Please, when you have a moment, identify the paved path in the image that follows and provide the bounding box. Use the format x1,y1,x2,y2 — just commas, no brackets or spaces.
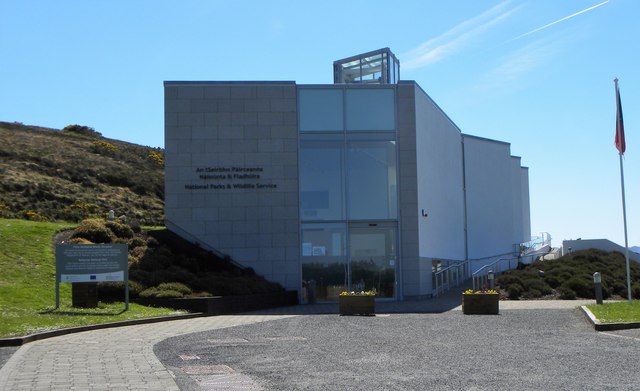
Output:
0,299,633,390
0,315,293,390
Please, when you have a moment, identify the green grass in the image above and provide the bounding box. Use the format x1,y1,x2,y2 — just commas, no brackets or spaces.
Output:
0,219,183,338
586,300,640,323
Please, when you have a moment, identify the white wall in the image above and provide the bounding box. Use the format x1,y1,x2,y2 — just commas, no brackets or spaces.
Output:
414,87,466,261
511,156,524,245
521,167,531,241
463,135,515,260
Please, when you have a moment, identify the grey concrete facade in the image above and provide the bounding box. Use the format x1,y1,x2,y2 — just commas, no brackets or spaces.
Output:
164,78,531,300
164,82,300,290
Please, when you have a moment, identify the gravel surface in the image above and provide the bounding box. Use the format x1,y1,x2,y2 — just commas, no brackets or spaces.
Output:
0,347,18,371
154,309,640,390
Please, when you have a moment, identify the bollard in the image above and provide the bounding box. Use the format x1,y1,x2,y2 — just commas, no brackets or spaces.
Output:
307,280,316,304
593,272,603,305
487,270,495,290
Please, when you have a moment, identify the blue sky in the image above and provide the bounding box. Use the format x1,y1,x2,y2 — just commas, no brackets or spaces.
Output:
1,0,638,248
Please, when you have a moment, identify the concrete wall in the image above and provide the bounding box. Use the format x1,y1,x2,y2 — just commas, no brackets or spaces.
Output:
462,135,516,260
397,83,421,297
164,82,300,291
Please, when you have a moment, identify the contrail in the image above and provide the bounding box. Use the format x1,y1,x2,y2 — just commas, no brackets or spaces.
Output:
507,0,609,43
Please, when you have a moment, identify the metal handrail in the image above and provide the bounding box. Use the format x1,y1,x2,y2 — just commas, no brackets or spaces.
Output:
471,256,518,291
433,259,470,297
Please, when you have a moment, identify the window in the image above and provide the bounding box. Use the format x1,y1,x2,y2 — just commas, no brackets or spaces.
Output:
345,89,395,131
298,89,343,132
347,136,398,220
299,136,345,221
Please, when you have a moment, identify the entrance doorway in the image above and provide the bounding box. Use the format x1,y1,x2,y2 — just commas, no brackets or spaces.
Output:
349,223,396,299
301,223,397,301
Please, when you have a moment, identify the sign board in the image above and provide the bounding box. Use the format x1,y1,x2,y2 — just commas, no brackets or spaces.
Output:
55,244,129,309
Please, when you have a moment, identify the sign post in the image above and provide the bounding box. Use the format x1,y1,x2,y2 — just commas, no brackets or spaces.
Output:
55,244,129,310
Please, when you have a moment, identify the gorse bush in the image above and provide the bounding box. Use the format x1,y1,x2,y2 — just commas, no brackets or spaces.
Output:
104,220,134,239
62,124,102,138
71,219,114,243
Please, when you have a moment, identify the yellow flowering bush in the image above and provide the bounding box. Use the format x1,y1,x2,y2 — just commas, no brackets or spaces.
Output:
464,289,497,294
340,289,377,296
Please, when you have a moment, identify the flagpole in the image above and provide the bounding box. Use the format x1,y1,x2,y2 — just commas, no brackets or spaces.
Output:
614,78,632,301
618,150,631,301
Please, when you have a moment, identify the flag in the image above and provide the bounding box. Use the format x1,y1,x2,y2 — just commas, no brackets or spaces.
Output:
615,79,626,154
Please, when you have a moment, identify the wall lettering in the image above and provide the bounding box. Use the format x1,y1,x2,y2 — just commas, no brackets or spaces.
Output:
186,166,277,191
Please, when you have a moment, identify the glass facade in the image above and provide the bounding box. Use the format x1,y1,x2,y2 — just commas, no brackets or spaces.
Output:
298,86,399,301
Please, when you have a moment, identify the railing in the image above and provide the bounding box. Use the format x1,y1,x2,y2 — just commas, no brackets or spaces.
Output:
472,256,519,291
518,232,552,255
433,259,471,297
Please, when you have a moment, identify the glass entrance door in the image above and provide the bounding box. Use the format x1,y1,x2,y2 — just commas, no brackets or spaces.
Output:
348,224,397,299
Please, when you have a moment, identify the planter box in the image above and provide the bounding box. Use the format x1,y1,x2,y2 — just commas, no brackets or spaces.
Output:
339,295,375,316
462,293,499,315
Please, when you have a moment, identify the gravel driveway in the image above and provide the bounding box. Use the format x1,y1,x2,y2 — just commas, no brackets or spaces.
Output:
155,308,640,390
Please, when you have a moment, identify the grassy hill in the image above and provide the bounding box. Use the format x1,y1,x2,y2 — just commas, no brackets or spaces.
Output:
496,249,640,300
0,122,164,225
0,219,182,337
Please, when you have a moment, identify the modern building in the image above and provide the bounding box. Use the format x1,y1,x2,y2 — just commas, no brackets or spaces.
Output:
164,48,531,301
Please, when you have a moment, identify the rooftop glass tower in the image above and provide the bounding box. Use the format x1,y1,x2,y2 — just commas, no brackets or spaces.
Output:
333,48,400,85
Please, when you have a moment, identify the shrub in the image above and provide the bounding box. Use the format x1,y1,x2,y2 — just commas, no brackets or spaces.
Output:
507,283,524,299
523,278,552,296
139,287,160,298
157,282,192,296
62,124,102,137
496,273,523,288
67,237,93,244
147,151,164,166
543,275,563,289
105,220,134,239
91,140,118,154
522,289,542,299
146,236,160,248
128,219,142,233
139,287,184,299
557,286,576,300
71,218,114,243
561,276,593,299
97,280,145,301
155,290,184,299
129,237,146,249
23,210,49,221
632,283,640,300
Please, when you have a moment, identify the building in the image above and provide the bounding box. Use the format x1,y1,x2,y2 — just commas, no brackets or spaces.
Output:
164,48,531,301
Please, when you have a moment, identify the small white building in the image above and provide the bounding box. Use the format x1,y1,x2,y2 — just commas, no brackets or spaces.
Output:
164,48,531,301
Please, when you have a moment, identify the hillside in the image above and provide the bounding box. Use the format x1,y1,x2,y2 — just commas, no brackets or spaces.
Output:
496,249,640,300
0,122,164,225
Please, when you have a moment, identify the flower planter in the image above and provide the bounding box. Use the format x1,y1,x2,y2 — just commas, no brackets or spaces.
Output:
339,295,375,316
462,293,499,315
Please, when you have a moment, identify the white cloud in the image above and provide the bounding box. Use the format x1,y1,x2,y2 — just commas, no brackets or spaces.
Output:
507,0,609,43
475,39,557,95
402,0,518,70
